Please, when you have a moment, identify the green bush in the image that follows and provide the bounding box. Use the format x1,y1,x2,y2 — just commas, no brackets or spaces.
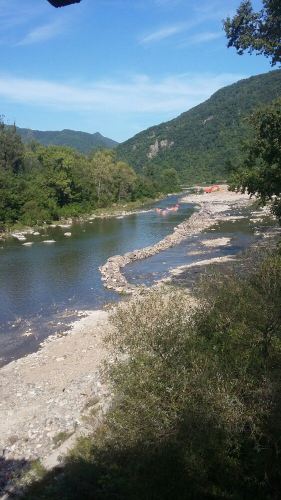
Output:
23,250,281,499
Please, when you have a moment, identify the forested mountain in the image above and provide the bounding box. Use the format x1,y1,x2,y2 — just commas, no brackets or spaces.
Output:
14,127,118,153
117,70,281,183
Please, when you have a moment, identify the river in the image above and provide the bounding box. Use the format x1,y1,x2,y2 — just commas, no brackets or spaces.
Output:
0,195,194,364
0,194,274,366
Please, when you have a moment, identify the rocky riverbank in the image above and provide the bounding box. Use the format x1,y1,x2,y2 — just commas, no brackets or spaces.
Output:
0,310,113,495
0,198,161,243
100,186,252,294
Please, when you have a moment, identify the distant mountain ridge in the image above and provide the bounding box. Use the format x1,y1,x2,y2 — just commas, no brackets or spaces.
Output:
15,127,118,153
117,70,281,183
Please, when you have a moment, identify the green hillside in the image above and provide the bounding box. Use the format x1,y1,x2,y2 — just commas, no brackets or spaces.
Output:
15,127,118,153
117,70,281,183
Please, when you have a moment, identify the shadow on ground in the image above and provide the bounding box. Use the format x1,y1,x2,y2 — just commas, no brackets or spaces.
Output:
0,456,30,496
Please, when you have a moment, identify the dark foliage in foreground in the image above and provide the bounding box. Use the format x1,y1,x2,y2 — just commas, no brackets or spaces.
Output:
23,248,281,499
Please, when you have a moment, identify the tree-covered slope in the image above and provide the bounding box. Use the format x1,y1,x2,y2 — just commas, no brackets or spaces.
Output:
15,127,118,153
0,122,179,228
117,70,281,183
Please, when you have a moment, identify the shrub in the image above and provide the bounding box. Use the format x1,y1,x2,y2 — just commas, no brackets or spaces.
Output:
23,250,281,499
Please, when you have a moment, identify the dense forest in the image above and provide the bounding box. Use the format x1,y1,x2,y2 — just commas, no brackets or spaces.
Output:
0,122,179,229
117,69,281,183
14,127,118,154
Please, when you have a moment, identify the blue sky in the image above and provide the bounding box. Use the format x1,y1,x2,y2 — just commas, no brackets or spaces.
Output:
0,0,271,142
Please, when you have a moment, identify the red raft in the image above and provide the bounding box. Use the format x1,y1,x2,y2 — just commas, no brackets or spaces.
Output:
204,185,220,194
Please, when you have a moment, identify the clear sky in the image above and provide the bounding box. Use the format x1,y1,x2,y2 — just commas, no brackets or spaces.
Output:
0,0,271,142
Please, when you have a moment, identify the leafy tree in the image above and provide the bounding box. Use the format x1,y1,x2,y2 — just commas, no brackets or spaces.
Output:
160,167,179,193
224,2,281,219
133,175,156,200
230,97,281,219
89,150,119,206
113,161,137,202
224,0,281,66
0,119,24,173
0,169,21,225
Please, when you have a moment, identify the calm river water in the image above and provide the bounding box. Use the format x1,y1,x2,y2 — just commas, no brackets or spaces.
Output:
0,194,272,366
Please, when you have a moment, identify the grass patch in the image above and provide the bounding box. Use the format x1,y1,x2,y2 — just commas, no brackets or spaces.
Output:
52,431,74,449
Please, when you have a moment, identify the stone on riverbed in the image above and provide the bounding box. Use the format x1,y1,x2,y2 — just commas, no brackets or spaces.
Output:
11,233,27,242
201,237,231,248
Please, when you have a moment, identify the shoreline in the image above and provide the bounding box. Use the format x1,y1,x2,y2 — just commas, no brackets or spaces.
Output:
100,186,253,295
0,195,167,242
